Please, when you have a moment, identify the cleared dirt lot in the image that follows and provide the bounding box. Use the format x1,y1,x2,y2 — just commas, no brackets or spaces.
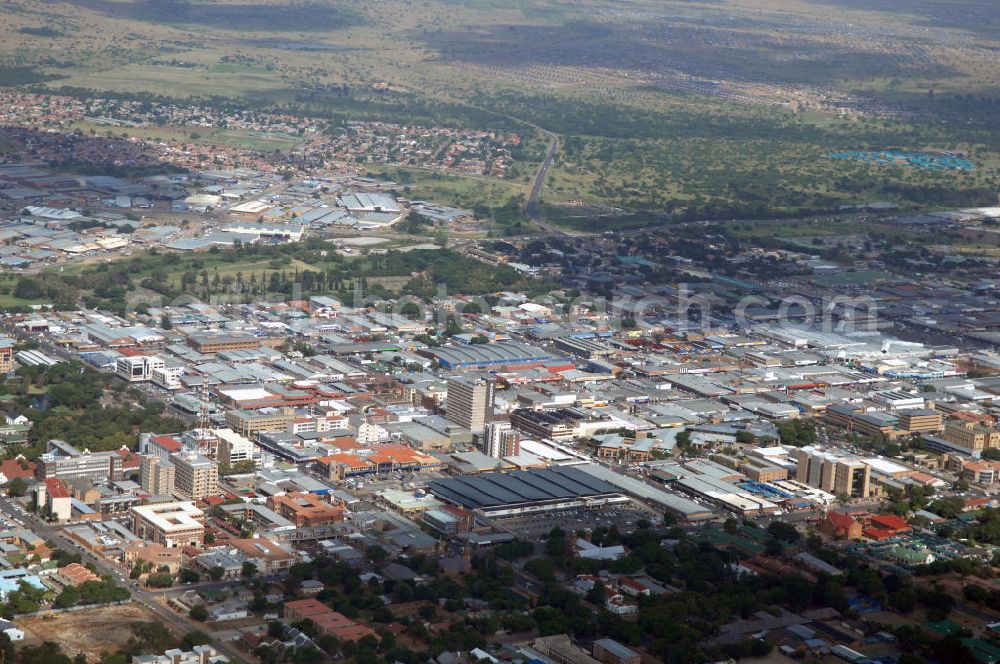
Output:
19,603,174,660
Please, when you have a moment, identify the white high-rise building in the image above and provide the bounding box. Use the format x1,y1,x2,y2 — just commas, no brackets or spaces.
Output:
483,421,520,458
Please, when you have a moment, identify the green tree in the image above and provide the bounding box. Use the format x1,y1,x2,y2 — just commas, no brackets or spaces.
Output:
767,521,800,543
586,581,607,606
365,545,388,563
5,477,27,497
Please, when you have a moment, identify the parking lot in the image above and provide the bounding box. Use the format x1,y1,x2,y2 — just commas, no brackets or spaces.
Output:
493,502,658,538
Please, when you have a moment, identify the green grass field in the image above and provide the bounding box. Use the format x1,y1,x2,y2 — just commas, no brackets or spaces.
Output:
367,167,529,210
70,120,304,152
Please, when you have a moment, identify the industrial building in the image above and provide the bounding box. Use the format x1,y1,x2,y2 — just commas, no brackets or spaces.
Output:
427,466,629,518
577,462,715,522
422,342,556,370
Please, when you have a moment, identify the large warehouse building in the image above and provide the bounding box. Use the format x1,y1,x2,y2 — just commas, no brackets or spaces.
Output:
421,342,558,371
427,466,629,518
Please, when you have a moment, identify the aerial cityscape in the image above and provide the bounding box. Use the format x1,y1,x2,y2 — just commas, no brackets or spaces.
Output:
0,0,997,663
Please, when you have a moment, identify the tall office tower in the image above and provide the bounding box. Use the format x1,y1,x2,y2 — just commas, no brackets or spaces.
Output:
446,376,495,434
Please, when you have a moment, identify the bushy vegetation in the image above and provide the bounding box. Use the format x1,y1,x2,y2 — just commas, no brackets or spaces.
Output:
8,242,546,314
2,362,186,458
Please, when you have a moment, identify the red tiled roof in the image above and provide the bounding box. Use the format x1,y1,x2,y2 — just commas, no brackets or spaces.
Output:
284,598,329,617
369,444,436,465
909,472,939,485
150,435,183,452
58,562,99,586
44,478,70,499
317,453,373,470
870,514,910,531
826,512,856,529
619,577,647,591
0,459,36,480
117,449,141,468
329,623,374,642
862,528,896,541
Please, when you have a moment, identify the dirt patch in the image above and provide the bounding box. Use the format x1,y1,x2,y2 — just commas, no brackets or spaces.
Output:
862,610,918,627
19,603,175,660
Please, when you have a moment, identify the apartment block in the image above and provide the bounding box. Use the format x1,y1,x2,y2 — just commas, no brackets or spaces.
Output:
792,446,872,499
38,439,124,482
0,337,14,374
187,332,260,354
139,455,175,497
171,452,219,501
942,420,1000,452
823,404,899,440
42,478,72,522
213,428,262,468
896,408,943,434
226,408,294,438
739,456,788,483
483,420,520,459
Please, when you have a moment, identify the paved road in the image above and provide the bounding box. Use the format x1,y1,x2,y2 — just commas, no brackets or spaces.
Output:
525,135,561,236
0,498,250,662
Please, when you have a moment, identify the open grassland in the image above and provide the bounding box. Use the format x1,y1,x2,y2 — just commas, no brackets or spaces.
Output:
366,166,530,210
0,0,996,225
54,63,291,100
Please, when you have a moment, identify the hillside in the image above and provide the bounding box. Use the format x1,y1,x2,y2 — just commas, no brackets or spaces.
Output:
1,0,997,222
